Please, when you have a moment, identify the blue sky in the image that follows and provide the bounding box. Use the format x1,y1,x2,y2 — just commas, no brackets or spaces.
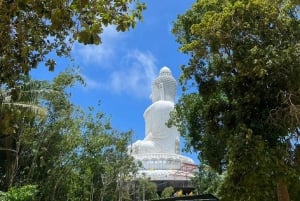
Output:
31,0,198,162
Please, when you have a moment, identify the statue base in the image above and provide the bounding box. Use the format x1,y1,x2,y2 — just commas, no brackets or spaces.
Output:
132,153,196,181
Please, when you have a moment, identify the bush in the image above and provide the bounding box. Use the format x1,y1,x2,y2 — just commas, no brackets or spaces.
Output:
0,185,37,201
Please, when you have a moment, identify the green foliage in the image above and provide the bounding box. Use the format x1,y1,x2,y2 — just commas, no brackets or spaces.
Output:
0,185,37,201
192,164,222,196
161,186,174,198
0,69,139,201
0,75,53,190
30,73,138,201
172,0,300,200
0,0,146,87
135,178,159,201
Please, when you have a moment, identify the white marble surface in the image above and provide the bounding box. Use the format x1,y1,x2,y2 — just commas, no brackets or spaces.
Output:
130,67,180,154
129,67,195,180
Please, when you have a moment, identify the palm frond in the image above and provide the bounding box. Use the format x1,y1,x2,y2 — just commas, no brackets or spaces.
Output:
2,102,47,118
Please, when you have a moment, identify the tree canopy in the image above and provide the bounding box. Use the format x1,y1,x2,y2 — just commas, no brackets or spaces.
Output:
0,1,164,200
171,0,300,200
0,70,140,201
0,0,145,87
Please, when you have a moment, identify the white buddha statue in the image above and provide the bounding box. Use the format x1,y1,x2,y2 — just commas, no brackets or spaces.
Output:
130,67,180,154
129,66,195,181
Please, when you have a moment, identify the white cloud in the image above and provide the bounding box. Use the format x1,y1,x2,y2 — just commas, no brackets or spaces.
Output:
109,50,158,98
75,44,113,66
79,50,158,99
72,25,158,98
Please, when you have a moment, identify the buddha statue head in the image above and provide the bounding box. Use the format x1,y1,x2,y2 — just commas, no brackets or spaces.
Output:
151,67,177,103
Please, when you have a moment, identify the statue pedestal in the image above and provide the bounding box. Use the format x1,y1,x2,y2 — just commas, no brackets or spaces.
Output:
132,153,195,181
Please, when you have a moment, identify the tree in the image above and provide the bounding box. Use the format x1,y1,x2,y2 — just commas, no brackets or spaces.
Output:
0,0,145,87
72,109,138,201
0,1,146,189
0,69,85,193
192,163,222,196
134,178,158,201
0,69,140,201
23,71,138,201
24,70,86,201
171,0,300,201
161,186,174,198
0,1,146,187
0,76,50,190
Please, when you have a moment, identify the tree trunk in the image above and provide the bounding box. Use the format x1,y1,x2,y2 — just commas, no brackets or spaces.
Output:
295,144,300,167
2,135,17,191
277,179,290,201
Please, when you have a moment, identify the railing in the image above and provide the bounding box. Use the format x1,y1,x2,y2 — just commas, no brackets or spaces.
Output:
150,194,219,201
